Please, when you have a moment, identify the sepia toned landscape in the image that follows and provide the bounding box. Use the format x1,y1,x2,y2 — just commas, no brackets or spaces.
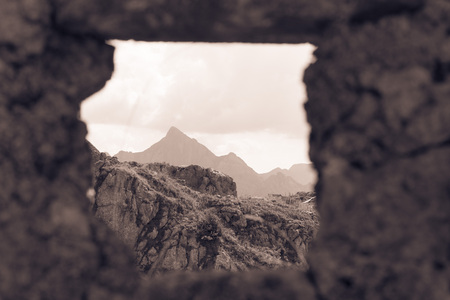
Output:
1,1,450,300
91,141,318,276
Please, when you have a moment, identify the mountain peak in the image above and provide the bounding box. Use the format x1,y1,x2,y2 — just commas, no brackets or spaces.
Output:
166,126,189,139
114,126,313,196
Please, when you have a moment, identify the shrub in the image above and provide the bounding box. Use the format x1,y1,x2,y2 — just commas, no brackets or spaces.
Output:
197,212,222,244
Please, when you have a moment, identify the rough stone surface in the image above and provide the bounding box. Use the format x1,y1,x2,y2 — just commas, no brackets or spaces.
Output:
146,163,237,197
0,2,139,299
50,0,329,43
1,0,450,299
304,2,450,299
138,269,317,300
91,151,317,276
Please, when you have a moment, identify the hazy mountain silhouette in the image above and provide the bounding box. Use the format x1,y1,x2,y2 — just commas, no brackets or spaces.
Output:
261,164,317,190
115,126,217,166
115,126,312,196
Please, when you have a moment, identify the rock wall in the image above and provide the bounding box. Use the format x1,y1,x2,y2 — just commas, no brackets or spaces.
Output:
1,1,449,300
304,2,450,299
0,3,139,299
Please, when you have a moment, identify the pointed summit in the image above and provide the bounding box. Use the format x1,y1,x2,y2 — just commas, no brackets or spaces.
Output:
166,126,189,139
114,127,313,196
116,126,217,171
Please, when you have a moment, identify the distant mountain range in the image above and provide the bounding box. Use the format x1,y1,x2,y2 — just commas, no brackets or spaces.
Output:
115,126,316,196
260,164,317,188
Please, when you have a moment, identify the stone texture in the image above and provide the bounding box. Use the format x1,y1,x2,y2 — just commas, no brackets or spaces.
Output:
0,1,139,299
50,0,330,43
1,0,450,299
91,152,317,276
145,163,237,197
304,2,450,299
138,269,317,300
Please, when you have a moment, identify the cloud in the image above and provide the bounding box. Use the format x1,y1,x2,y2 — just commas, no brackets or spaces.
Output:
190,130,311,173
81,41,316,172
82,41,315,136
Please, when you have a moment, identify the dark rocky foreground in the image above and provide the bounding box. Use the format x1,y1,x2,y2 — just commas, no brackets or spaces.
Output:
90,145,318,276
1,1,450,299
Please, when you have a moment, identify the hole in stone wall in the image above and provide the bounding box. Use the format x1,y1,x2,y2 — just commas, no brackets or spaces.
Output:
80,41,320,274
81,41,317,192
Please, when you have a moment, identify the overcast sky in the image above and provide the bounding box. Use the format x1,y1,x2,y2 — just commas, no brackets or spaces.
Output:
81,41,315,173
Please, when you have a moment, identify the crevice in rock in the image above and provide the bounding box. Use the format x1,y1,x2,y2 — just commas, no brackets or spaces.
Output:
431,59,450,83
349,1,425,25
305,268,327,300
400,137,450,159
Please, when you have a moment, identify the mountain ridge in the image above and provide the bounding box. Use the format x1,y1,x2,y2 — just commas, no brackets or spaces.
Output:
115,127,314,196
261,163,317,189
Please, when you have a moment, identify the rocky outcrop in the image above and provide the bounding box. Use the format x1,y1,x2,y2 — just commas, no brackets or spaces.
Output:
91,151,318,275
145,163,237,197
